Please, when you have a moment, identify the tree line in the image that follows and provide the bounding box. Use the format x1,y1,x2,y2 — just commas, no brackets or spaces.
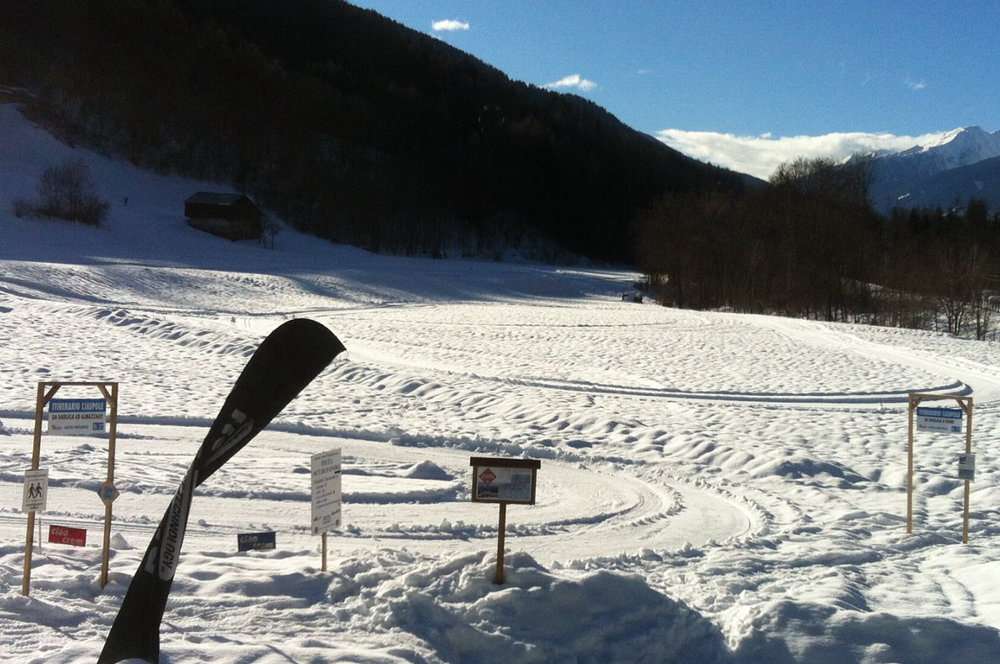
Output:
637,157,1000,339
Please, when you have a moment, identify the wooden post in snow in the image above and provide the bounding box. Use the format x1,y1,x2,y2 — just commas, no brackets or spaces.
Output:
470,457,540,585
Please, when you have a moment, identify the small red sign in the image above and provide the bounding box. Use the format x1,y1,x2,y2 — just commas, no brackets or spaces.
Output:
48,525,87,547
479,468,497,484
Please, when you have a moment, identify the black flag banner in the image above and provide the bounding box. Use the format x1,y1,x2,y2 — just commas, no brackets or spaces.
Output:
98,318,346,663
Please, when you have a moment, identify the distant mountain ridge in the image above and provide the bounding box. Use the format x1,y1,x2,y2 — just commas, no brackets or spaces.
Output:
866,126,1000,214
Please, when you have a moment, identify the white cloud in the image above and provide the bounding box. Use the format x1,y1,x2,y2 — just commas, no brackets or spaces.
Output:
655,129,955,180
432,19,470,31
546,74,598,92
905,76,927,91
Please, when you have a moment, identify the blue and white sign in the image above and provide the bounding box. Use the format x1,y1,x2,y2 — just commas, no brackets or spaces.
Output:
916,406,963,434
48,398,107,435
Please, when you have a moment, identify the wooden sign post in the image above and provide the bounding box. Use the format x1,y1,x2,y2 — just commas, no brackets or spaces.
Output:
22,381,119,596
907,393,974,543
470,457,540,584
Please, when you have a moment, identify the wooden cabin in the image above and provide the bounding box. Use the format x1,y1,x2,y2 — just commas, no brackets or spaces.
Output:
184,192,261,241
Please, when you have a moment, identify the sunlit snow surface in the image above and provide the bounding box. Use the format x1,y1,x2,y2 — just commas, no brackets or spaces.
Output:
2,104,1000,662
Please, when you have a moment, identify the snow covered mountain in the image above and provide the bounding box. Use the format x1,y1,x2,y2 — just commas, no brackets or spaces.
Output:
868,126,1000,213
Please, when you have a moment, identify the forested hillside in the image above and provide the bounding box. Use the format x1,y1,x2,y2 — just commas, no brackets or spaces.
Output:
0,0,746,263
636,157,1000,340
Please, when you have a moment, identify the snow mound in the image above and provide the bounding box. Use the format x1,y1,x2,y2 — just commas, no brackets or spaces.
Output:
403,460,452,481
383,551,730,664
735,599,1000,663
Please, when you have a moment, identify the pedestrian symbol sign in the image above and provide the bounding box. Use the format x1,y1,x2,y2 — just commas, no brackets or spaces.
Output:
22,469,49,513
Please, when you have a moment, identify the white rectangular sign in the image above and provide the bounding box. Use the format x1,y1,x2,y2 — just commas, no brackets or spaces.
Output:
22,469,49,513
48,398,107,435
916,406,963,434
311,449,342,535
958,453,976,481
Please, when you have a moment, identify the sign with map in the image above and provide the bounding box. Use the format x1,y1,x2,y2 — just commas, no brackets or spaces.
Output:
470,457,540,504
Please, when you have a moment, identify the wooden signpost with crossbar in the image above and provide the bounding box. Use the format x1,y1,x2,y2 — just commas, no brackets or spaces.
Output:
22,381,119,596
907,392,974,543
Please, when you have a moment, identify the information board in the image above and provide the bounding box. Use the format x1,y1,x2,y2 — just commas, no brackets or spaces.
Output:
311,449,342,535
48,398,107,435
916,406,963,433
906,393,975,544
470,457,540,504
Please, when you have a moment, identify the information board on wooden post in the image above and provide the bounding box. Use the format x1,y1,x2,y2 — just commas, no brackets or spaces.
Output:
311,449,342,572
470,457,540,584
22,381,119,597
906,393,974,543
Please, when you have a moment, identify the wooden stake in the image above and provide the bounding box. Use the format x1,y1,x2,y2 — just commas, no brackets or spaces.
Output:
22,382,48,596
907,395,916,535
98,382,119,588
322,531,328,572
962,398,974,544
494,502,507,584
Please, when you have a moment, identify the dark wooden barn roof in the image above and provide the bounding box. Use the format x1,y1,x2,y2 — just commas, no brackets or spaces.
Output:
184,192,248,207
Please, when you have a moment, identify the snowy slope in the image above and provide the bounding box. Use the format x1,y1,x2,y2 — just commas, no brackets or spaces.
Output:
2,103,1000,663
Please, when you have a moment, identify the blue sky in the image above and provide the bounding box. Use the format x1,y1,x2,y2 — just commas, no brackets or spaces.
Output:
348,0,999,178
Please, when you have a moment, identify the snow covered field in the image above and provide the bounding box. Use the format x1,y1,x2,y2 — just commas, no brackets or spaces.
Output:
2,103,1000,663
